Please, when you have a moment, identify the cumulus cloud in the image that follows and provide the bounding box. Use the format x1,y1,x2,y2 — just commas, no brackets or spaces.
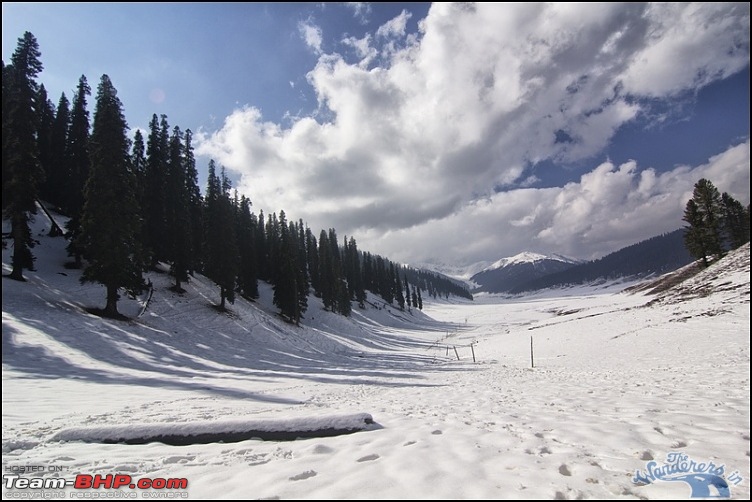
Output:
376,10,412,38
197,3,750,264
345,2,372,25
369,141,750,265
298,19,323,54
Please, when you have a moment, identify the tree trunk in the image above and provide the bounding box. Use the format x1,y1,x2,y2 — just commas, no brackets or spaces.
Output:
104,285,120,317
9,218,27,281
220,287,226,310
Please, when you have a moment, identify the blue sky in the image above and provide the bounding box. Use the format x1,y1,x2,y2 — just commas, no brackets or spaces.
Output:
3,3,750,265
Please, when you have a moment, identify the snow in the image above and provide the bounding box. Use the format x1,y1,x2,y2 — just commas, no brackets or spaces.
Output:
51,413,376,445
482,251,580,272
2,211,750,499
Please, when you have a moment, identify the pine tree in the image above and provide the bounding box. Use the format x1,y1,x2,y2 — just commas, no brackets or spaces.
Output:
203,162,239,309
348,237,366,308
3,32,45,281
76,75,144,317
683,179,724,266
683,200,708,266
131,129,147,202
273,211,301,323
395,270,405,310
296,220,310,316
318,229,335,310
417,287,423,310
1,60,9,191
64,75,92,267
236,195,259,299
255,209,268,281
165,125,192,290
183,129,203,275
35,84,55,206
47,93,70,210
144,114,169,266
720,192,750,250
306,226,319,295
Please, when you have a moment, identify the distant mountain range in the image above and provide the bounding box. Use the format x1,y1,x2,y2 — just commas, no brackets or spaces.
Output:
509,229,693,293
470,252,580,294
418,229,694,296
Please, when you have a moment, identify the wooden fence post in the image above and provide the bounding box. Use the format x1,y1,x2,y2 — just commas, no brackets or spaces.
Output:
530,336,535,368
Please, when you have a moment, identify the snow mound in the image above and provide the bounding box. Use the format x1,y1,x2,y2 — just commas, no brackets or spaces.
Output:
51,413,377,445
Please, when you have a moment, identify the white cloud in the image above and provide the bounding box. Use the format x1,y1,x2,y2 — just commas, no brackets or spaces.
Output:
363,141,750,265
197,3,750,264
345,2,372,25
376,10,412,38
341,33,377,68
298,19,323,55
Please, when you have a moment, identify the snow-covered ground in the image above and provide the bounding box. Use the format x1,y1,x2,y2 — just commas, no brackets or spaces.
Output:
3,212,750,499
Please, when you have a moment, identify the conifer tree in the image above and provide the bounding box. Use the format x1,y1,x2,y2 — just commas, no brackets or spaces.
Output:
255,209,268,281
683,179,724,266
203,162,239,309
165,126,192,290
76,75,144,317
296,220,310,315
131,129,147,202
64,76,91,267
395,270,405,310
348,237,366,308
236,195,259,299
183,129,203,274
144,114,169,266
720,192,750,250
318,229,335,310
3,32,45,281
65,76,91,214
35,84,55,206
273,211,302,323
48,93,70,210
306,226,319,295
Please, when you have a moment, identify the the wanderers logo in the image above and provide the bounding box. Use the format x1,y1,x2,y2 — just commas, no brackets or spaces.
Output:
633,452,744,498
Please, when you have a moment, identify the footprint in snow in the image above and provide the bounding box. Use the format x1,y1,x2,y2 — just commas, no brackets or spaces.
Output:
357,454,380,462
558,464,572,476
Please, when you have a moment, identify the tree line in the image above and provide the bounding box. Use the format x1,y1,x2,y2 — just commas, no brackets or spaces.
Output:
682,178,750,266
2,32,471,321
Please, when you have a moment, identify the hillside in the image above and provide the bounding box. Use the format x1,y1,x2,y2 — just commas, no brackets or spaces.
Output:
470,252,578,293
511,229,693,293
2,215,749,499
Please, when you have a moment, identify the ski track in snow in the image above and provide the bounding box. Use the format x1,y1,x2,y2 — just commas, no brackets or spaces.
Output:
2,212,750,499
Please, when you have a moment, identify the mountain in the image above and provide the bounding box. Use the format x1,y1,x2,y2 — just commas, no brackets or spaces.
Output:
469,252,580,293
511,229,693,293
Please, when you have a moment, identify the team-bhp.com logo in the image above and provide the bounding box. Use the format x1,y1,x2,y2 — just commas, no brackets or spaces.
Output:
633,452,744,498
4,472,188,499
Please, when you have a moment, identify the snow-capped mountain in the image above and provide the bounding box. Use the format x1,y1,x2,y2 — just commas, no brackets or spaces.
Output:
470,252,580,294
481,252,579,272
417,252,580,291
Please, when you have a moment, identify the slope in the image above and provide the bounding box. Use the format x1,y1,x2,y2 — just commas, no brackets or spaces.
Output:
470,252,578,293
511,229,693,293
2,213,749,500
